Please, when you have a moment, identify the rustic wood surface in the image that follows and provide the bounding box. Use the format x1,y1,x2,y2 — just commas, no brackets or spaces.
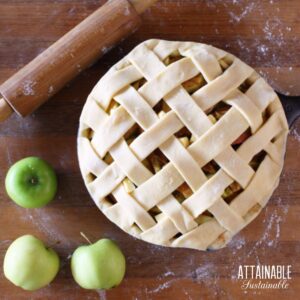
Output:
0,0,299,299
0,0,141,118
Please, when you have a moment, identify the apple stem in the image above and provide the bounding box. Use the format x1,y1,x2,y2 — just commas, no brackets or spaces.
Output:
80,232,92,245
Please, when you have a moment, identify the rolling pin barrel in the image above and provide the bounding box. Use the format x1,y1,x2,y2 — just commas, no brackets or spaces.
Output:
0,0,145,119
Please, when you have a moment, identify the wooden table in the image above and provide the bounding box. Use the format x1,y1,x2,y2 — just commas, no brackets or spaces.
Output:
0,1,299,299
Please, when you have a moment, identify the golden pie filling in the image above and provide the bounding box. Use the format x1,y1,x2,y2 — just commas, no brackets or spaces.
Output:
78,40,288,250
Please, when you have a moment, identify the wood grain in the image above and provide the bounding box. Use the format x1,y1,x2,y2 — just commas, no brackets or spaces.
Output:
0,1,299,299
0,0,141,118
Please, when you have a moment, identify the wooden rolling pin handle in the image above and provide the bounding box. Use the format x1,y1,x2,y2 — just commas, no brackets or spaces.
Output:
0,0,156,122
0,98,13,122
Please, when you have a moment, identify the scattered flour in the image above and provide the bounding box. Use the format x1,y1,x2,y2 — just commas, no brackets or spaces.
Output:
193,262,216,280
228,235,246,254
20,207,72,247
225,196,289,281
101,46,114,55
290,126,300,143
22,80,37,96
48,85,54,95
76,64,82,73
246,197,289,258
146,261,220,296
147,280,175,294
161,270,175,277
257,44,269,56
228,1,256,23
201,0,296,88
263,18,286,47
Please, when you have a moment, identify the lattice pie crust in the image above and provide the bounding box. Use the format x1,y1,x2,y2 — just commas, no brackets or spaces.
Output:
78,40,288,250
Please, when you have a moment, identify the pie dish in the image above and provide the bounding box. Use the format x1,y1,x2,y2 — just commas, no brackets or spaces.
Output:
77,39,288,250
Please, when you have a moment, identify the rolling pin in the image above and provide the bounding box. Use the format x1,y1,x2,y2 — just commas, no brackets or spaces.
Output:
0,0,158,122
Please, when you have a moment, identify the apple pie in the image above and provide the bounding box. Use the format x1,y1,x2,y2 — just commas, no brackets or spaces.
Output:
78,39,288,250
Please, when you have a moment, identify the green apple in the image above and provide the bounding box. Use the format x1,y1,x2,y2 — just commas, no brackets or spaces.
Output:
5,157,57,208
3,235,60,291
71,238,126,290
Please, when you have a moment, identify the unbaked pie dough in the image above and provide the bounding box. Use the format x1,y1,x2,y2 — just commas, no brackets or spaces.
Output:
78,39,288,250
